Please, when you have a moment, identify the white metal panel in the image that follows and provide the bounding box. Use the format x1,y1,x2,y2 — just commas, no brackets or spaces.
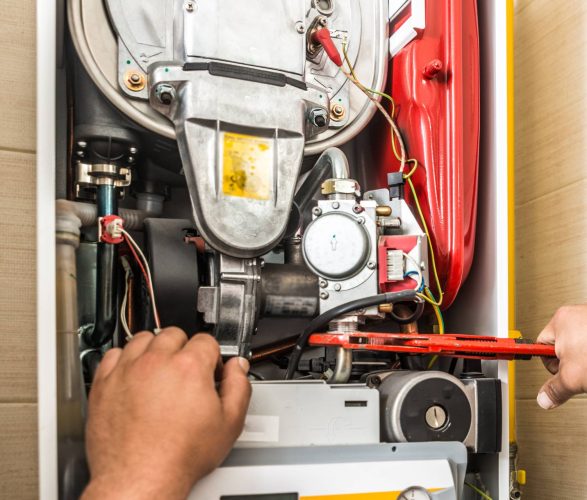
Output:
37,0,58,497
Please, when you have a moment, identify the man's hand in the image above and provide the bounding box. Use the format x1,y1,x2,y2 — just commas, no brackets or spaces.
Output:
82,328,252,500
537,305,587,409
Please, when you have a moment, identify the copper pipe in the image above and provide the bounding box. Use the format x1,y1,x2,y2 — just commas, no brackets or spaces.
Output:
394,303,419,334
252,335,299,362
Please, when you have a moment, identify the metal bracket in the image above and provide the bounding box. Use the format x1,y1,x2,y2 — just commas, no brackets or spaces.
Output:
75,163,131,188
198,254,261,357
388,0,426,57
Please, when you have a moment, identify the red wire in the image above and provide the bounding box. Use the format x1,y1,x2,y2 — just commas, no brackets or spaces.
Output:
124,234,149,286
123,234,160,328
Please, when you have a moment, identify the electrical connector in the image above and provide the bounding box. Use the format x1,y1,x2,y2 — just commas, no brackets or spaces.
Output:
311,28,343,67
99,215,124,244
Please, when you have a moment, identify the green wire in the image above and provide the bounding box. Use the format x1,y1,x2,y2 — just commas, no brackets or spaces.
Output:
465,481,493,500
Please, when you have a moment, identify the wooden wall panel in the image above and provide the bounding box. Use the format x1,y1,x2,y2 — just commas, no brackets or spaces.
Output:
515,0,587,206
517,400,587,499
514,1,587,498
0,150,37,402
0,1,36,152
0,0,38,497
0,404,38,500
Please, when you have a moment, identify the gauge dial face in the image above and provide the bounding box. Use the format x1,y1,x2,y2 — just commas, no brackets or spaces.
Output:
398,486,432,500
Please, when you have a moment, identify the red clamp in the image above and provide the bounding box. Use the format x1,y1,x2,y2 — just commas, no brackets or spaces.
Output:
99,215,124,244
312,28,343,67
309,332,556,361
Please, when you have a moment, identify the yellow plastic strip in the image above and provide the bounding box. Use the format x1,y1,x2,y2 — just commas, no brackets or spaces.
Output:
302,488,443,500
506,0,518,445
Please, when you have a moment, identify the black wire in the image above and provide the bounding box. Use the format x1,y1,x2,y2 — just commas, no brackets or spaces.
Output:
448,357,459,375
285,290,417,380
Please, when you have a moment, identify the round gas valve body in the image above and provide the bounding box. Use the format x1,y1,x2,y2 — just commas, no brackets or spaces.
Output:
303,211,370,280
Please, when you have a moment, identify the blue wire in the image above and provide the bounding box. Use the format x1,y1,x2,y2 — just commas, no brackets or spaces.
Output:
404,271,425,292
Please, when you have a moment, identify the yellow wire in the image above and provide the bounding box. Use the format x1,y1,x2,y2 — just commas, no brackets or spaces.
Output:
341,40,444,307
342,42,406,167
407,176,444,306
421,287,444,369
465,482,493,500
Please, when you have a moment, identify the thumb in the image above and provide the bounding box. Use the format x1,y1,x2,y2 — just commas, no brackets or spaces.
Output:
219,357,252,436
537,372,575,409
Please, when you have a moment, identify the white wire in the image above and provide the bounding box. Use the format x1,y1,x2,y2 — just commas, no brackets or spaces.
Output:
120,229,161,330
119,256,133,340
403,251,423,291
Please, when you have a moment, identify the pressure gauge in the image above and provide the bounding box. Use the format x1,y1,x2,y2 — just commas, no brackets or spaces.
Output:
398,486,432,500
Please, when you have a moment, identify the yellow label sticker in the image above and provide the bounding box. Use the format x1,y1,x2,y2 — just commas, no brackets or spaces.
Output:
222,132,272,201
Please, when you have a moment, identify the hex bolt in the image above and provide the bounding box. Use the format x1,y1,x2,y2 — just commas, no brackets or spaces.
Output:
308,108,328,128
319,279,328,288
332,201,340,209
124,71,146,92
367,261,376,270
312,206,322,217
331,103,346,121
155,83,176,105
334,283,342,292
295,21,305,34
320,291,330,300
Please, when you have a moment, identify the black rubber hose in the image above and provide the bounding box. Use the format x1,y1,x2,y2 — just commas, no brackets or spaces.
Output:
84,185,118,347
285,290,417,379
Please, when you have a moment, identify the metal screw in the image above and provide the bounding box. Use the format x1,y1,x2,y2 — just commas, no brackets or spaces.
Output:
295,21,305,34
357,216,365,225
334,283,342,292
76,150,84,158
352,204,364,214
312,206,322,217
318,16,328,26
77,140,87,148
128,156,135,164
155,83,176,105
259,259,265,268
367,261,376,270
320,291,330,300
319,279,328,288
332,201,340,209
185,1,195,12
129,146,138,155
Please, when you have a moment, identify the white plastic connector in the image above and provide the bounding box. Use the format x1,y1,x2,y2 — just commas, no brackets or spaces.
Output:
386,249,404,281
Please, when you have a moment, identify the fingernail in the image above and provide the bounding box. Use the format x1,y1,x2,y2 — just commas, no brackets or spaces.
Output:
237,357,250,373
537,391,555,410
